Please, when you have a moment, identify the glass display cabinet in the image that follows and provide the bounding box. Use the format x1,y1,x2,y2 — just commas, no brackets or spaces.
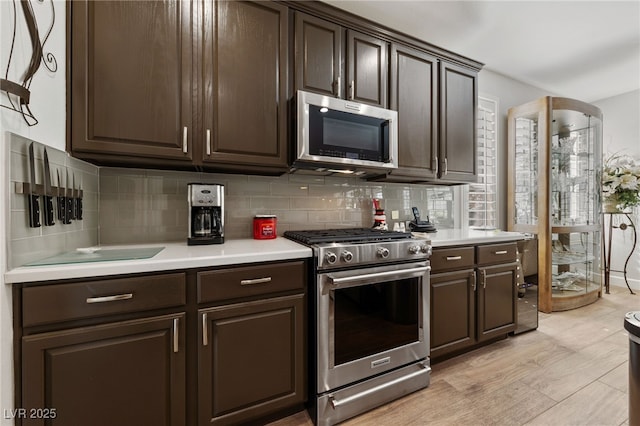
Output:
507,97,602,312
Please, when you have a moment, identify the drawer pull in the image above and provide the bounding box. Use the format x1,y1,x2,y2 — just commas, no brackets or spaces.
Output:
240,277,272,286
494,250,508,255
446,256,462,261
86,293,133,304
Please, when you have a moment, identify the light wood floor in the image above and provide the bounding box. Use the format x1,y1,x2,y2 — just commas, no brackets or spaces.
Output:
269,286,638,426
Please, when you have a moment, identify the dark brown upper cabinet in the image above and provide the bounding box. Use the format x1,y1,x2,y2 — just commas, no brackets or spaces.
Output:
70,0,194,164
438,60,479,183
201,0,289,172
384,44,438,182
70,0,289,174
294,12,388,108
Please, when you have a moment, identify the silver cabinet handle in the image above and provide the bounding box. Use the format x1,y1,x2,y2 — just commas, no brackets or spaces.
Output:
471,270,477,292
349,80,354,100
336,78,341,98
444,157,448,175
172,318,179,353
240,277,272,286
205,129,211,156
446,256,462,261
182,126,188,154
494,250,508,255
86,293,133,304
435,156,439,176
202,313,208,346
481,270,487,289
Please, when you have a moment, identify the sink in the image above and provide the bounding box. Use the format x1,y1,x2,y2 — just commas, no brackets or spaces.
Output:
24,247,165,266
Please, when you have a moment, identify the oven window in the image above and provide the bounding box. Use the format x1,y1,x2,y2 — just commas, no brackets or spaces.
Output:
334,278,420,366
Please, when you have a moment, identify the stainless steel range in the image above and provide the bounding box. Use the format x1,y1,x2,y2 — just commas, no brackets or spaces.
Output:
284,228,432,426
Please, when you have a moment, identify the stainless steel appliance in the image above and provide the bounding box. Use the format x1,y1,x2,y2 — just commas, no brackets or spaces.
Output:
294,90,398,175
284,228,431,426
188,183,224,245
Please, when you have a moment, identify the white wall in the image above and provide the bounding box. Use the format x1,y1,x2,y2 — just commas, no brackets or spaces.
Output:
594,89,640,290
1,1,66,422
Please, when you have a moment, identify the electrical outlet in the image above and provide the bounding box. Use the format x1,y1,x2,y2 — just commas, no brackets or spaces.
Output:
391,210,399,220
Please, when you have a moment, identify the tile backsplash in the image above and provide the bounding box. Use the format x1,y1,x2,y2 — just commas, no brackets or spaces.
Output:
6,133,456,267
7,134,99,268
99,168,456,244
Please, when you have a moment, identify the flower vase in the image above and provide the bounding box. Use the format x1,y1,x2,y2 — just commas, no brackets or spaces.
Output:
603,198,622,213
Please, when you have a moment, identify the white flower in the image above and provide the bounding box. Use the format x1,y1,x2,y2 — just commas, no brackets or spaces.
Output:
619,174,639,190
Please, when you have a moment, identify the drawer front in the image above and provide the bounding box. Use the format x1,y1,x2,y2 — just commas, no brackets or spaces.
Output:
430,247,475,273
22,273,186,327
476,243,518,265
198,261,306,304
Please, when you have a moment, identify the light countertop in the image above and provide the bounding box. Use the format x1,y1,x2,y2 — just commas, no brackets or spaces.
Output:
414,228,528,247
5,238,313,284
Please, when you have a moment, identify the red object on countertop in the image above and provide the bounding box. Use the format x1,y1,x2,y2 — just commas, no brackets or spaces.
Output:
253,215,277,239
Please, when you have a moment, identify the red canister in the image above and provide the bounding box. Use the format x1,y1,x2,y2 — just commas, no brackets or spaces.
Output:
253,215,277,239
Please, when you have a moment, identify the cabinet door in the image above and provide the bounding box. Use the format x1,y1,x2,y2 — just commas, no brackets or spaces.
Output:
295,12,343,98
388,44,438,180
347,30,388,107
70,0,193,162
22,314,186,426
438,61,478,182
477,263,518,341
202,0,288,171
430,269,476,359
198,294,305,425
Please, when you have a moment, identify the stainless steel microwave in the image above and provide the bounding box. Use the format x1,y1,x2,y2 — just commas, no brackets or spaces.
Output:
294,90,398,175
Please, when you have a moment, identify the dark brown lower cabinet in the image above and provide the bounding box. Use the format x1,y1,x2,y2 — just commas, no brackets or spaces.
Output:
430,243,519,361
430,269,476,359
21,313,186,426
477,263,518,341
198,294,305,425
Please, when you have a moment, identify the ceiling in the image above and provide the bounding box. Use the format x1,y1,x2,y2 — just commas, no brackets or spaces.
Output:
323,0,640,102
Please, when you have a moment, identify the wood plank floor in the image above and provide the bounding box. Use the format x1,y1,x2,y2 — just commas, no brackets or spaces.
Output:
269,286,638,426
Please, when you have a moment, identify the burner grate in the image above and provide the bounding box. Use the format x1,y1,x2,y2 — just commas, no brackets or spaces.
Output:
284,228,411,245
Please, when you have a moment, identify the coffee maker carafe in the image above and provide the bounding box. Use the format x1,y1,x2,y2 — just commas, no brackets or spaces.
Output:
188,183,224,245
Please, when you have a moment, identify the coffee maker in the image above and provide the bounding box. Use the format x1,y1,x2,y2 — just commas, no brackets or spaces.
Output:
188,183,224,245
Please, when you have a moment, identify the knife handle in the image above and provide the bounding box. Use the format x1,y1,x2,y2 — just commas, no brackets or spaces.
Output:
57,196,66,223
28,194,41,228
43,196,55,226
77,197,83,220
67,196,75,221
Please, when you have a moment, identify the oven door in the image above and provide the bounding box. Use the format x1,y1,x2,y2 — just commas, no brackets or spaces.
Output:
317,261,430,393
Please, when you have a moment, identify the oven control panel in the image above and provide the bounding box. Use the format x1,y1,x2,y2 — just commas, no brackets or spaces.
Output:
315,238,431,270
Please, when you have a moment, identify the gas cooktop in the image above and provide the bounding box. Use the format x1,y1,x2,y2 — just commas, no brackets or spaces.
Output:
284,228,412,245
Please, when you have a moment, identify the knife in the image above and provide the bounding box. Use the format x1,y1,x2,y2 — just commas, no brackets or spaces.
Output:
66,170,75,221
71,173,80,220
76,180,83,220
57,169,67,223
27,142,41,228
42,148,55,226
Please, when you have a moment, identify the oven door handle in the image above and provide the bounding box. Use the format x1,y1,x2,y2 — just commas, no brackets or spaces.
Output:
329,363,430,409
328,266,430,289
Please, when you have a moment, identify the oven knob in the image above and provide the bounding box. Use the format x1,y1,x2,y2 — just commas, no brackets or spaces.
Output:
325,252,338,264
341,251,354,262
377,247,390,259
409,245,420,254
420,244,432,256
